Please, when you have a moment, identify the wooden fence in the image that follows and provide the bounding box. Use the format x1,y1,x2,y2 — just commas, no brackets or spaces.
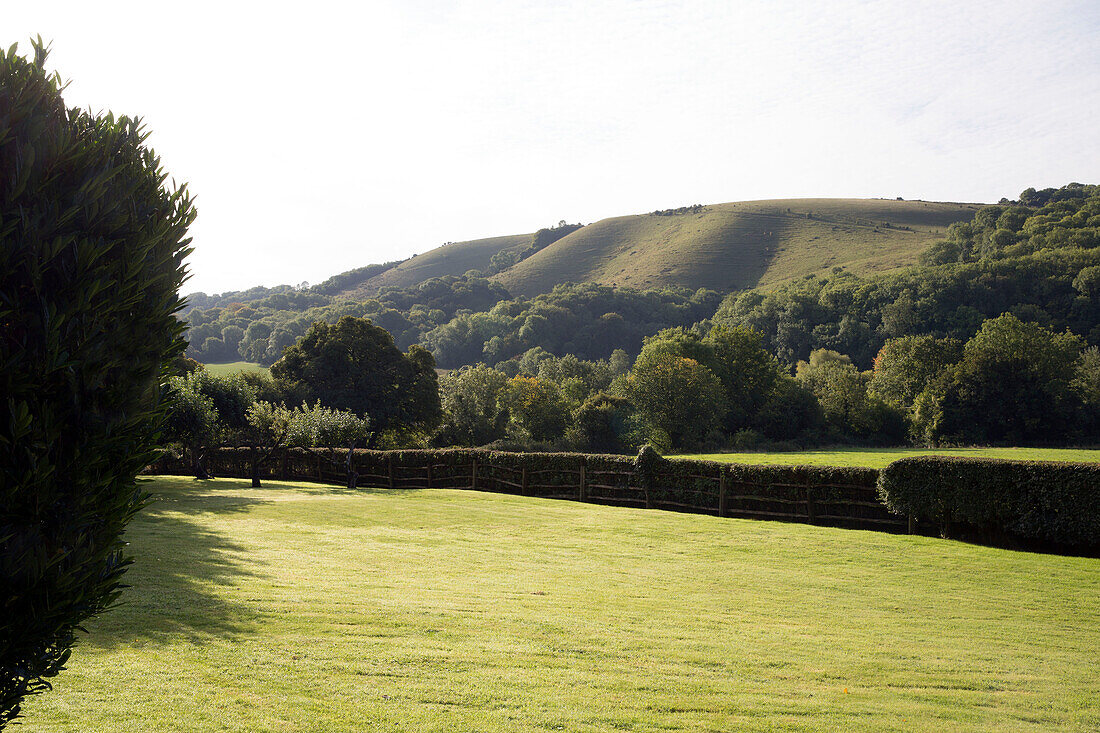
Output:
149,447,913,533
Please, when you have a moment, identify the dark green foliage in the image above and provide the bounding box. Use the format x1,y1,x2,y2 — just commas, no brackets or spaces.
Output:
919,315,1086,444
272,316,442,442
183,273,511,365
878,457,1100,550
869,335,962,409
570,393,636,454
0,42,194,726
424,283,719,368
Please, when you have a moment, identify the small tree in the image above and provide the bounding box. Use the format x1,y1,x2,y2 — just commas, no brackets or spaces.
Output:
1,41,195,725
239,402,294,487
287,404,371,488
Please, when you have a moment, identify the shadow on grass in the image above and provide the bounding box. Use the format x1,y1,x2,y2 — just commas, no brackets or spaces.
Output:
82,478,274,648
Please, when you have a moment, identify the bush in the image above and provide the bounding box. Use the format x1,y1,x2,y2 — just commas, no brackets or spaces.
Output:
878,457,1100,550
0,42,194,725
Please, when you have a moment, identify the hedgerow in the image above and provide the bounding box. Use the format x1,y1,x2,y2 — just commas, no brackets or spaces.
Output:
878,457,1100,549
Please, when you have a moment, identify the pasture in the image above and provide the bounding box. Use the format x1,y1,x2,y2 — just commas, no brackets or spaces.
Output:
25,476,1100,731
201,361,271,377
682,446,1100,468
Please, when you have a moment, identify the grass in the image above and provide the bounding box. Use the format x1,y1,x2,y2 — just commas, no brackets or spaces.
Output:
493,198,976,297
339,233,532,298
680,447,1100,468
201,361,271,377
25,477,1100,732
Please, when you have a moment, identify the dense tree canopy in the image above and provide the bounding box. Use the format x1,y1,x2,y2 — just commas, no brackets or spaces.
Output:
271,316,442,443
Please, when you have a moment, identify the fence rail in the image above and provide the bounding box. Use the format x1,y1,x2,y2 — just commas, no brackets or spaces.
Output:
147,447,911,533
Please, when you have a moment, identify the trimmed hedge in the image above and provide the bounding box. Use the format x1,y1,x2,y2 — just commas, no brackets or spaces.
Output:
878,457,1100,550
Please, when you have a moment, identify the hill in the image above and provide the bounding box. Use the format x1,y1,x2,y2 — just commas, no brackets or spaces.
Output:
492,198,977,297
336,233,532,299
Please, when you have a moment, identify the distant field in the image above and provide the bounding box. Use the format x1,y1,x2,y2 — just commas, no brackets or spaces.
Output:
26,477,1100,732
494,198,976,297
681,446,1100,468
201,361,270,377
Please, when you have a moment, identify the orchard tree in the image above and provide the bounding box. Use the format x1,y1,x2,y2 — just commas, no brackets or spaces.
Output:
163,371,255,478
1,41,195,725
272,316,442,445
286,403,371,488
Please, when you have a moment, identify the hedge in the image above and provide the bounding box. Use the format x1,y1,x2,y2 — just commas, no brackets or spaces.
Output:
878,457,1100,550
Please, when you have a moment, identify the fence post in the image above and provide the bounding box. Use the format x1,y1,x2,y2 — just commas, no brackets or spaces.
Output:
718,470,727,517
426,462,433,490
579,458,588,502
317,453,323,481
388,455,395,490
471,458,478,491
279,449,288,481
805,480,816,524
908,514,915,534
521,466,528,496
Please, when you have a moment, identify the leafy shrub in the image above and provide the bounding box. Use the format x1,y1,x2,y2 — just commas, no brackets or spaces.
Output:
878,457,1100,549
0,42,194,725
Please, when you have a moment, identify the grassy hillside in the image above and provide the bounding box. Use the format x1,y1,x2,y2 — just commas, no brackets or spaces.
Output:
494,198,976,297
682,446,1100,468
338,233,532,299
26,477,1100,732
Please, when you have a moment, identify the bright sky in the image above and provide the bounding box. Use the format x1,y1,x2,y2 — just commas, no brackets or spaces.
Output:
7,0,1100,295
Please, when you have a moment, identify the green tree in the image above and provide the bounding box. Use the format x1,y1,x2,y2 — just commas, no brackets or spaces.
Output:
934,314,1086,443
627,352,726,449
272,316,442,445
436,365,512,446
239,402,294,488
869,335,962,410
704,325,781,431
0,41,195,725
502,376,569,442
797,350,904,440
286,403,371,488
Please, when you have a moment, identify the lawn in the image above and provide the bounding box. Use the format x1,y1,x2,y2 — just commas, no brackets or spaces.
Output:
680,446,1100,468
201,361,271,377
24,477,1100,732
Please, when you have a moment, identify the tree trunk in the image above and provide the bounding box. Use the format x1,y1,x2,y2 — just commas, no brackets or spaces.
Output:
345,441,359,489
193,446,209,480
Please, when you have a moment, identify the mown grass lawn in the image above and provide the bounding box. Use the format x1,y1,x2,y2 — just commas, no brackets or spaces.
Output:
681,446,1100,468
25,477,1100,732
201,361,270,377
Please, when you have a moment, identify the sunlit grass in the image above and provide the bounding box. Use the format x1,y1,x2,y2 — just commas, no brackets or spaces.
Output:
26,476,1100,732
680,446,1100,468
200,361,270,377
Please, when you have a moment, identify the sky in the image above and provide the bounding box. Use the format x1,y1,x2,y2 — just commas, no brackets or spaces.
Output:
7,0,1100,295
